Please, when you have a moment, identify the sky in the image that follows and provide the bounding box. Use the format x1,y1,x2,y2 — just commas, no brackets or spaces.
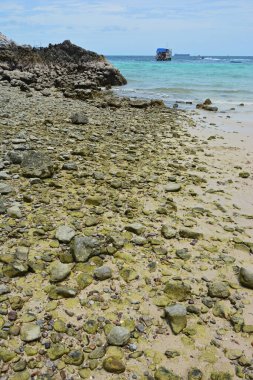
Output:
0,0,253,56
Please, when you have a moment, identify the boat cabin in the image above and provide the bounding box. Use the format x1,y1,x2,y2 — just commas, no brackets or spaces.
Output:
156,48,172,61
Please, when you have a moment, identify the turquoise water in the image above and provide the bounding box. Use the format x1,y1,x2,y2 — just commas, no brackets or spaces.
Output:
107,56,253,108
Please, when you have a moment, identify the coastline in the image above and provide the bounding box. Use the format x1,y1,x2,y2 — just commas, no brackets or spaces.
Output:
0,80,253,379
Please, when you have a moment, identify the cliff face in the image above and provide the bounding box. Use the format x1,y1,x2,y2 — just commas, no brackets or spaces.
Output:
0,37,127,98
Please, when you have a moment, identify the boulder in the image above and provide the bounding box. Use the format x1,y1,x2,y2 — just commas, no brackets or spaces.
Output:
21,151,55,178
239,267,253,289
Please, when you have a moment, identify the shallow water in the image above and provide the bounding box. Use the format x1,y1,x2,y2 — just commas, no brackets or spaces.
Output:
107,55,253,108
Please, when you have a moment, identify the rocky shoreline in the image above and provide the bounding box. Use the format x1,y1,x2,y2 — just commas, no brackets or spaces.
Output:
1,39,253,380
0,37,126,100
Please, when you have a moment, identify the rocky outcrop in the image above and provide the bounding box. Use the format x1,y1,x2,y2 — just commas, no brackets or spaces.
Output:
0,36,126,98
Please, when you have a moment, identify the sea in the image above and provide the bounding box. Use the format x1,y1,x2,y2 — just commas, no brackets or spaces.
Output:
107,55,253,110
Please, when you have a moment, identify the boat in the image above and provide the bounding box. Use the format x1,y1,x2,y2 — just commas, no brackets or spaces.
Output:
156,48,172,61
174,54,190,57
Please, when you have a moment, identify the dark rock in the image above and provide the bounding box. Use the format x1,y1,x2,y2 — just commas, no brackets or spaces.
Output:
70,112,89,125
21,151,55,178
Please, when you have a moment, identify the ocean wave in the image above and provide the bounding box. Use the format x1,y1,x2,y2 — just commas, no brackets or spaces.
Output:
204,57,221,61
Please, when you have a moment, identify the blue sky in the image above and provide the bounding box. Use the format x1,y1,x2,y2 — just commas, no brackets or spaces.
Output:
1,0,252,55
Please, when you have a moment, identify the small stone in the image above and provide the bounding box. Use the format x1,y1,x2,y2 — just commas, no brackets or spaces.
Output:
179,229,203,240
55,225,76,243
88,346,106,359
125,223,145,235
120,267,138,282
188,368,203,380
76,273,93,289
107,326,130,346
50,262,72,282
165,183,181,192
225,349,243,360
12,359,27,372
53,319,67,333
7,205,22,218
176,248,191,260
48,286,77,300
210,372,233,380
94,266,112,281
161,225,177,239
103,356,126,374
47,344,67,360
64,350,84,365
62,162,78,171
83,320,99,334
164,282,191,302
0,183,13,194
0,284,10,295
0,348,17,362
20,323,41,342
208,282,230,299
70,112,89,125
71,236,101,262
165,304,187,334
239,172,250,178
154,366,181,380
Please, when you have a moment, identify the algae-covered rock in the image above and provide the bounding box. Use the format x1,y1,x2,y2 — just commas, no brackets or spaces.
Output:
107,326,130,346
48,286,77,299
53,319,67,333
48,344,67,360
0,348,17,362
63,350,84,365
76,273,93,289
55,225,76,242
161,225,177,239
9,370,30,380
224,349,243,360
212,301,232,319
50,262,72,282
208,282,230,299
176,248,191,260
120,267,138,282
71,235,101,262
12,359,27,371
154,366,182,380
94,265,112,280
179,229,203,240
125,223,145,235
83,320,99,334
165,304,187,334
3,262,29,278
88,346,106,359
20,323,41,342
164,282,191,301
239,267,253,289
188,368,203,380
210,372,233,380
103,356,126,374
